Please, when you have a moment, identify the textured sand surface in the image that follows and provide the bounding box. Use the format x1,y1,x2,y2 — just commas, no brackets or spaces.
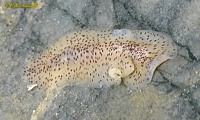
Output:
0,0,200,120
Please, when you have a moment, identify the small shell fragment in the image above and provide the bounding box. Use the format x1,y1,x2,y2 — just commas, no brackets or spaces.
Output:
27,84,38,91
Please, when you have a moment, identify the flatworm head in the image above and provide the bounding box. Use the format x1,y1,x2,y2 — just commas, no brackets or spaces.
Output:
114,30,178,89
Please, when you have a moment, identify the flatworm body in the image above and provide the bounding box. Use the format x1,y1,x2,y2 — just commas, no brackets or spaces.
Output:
23,29,177,120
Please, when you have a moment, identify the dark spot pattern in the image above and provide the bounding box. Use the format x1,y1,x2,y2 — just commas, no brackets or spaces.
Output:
23,29,177,91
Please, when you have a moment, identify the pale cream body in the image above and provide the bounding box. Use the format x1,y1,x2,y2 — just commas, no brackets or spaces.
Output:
24,29,177,120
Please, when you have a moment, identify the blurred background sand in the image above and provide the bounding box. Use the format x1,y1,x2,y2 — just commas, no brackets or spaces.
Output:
0,0,200,119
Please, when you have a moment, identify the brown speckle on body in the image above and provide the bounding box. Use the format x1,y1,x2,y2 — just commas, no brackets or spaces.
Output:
23,29,177,120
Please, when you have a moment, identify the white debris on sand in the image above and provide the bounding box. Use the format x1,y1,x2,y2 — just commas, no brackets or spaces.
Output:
27,84,38,91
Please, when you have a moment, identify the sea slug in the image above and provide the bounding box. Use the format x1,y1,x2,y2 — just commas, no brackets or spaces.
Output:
23,29,178,120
